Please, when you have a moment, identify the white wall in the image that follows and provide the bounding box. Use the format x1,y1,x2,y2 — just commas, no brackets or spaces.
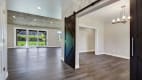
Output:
79,17,104,55
75,16,104,69
79,16,130,59
48,29,62,47
79,27,95,52
104,22,130,59
7,24,62,48
79,16,130,58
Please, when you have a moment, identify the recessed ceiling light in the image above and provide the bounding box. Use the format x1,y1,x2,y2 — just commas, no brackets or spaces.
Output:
37,6,41,10
50,21,53,24
12,16,16,19
33,19,37,21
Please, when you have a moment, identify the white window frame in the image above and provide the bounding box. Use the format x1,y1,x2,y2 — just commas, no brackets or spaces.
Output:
14,27,48,48
57,31,62,42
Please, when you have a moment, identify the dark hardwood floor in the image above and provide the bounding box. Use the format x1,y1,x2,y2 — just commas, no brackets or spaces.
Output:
7,48,129,80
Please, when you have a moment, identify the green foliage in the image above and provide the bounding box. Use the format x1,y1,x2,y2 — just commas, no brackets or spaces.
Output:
17,41,46,47
17,34,26,41
17,33,46,47
17,41,26,46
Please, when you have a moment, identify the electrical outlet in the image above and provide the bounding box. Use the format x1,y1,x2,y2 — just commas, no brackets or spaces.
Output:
3,67,5,71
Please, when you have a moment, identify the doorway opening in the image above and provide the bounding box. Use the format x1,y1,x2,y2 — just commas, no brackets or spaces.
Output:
76,0,130,80
79,27,96,54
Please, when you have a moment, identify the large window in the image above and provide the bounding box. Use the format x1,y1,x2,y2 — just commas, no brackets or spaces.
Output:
16,29,27,47
16,29,47,47
28,30,38,47
38,31,47,46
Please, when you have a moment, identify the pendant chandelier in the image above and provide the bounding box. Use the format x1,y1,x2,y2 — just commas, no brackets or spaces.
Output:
112,5,131,24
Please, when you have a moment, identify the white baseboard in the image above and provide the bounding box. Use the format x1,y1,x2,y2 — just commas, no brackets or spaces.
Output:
5,71,8,79
75,64,80,70
79,50,95,53
104,52,130,59
95,51,105,55
61,57,64,62
8,47,14,49
0,71,8,80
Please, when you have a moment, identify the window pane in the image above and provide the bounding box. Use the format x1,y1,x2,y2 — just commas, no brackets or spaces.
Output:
16,29,26,47
28,30,37,47
57,31,62,41
38,31,47,46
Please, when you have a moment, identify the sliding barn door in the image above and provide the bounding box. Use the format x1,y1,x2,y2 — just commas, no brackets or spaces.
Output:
65,14,76,69
131,0,142,80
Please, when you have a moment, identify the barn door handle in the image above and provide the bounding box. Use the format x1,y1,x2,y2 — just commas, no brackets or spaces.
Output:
132,37,134,57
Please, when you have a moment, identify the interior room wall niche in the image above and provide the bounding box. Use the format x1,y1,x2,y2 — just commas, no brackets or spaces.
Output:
79,27,95,53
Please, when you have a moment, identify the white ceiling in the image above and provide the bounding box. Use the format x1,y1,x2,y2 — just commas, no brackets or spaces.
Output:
80,0,130,22
7,0,99,19
7,0,62,19
62,0,97,17
7,0,130,21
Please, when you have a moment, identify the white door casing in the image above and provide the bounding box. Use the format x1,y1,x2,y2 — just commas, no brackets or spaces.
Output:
0,0,7,80
0,5,3,80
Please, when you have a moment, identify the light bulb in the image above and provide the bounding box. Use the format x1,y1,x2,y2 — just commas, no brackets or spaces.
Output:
33,19,37,21
128,16,131,20
117,18,120,22
122,16,126,19
50,21,53,24
112,19,116,23
37,6,41,10
12,16,16,19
